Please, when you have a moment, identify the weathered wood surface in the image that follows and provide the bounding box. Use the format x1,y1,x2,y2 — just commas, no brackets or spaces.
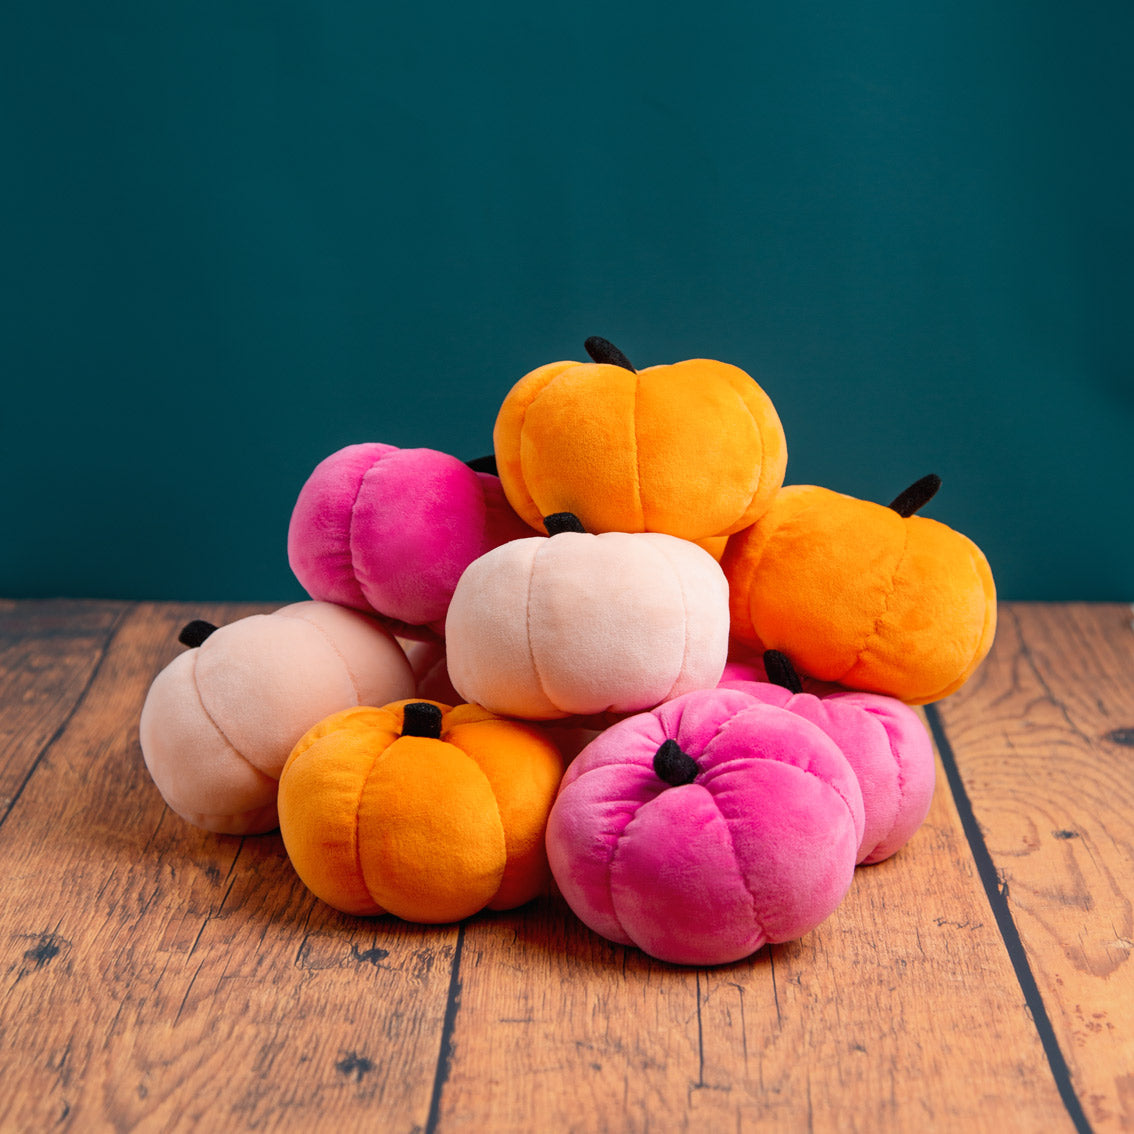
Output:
0,599,1129,1132
935,603,1134,1133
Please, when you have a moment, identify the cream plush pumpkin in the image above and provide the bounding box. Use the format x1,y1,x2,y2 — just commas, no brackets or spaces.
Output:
139,601,415,835
444,512,730,720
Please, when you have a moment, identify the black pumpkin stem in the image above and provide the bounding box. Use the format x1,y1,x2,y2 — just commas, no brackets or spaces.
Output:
653,739,699,787
402,701,443,740
178,620,218,648
544,512,587,536
888,474,942,517
465,454,498,476
584,336,636,373
763,649,804,695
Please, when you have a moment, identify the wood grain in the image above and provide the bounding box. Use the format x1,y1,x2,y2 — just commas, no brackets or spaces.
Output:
435,741,1073,1132
0,602,458,1132
937,602,1134,1132
0,598,126,824
1,599,1123,1131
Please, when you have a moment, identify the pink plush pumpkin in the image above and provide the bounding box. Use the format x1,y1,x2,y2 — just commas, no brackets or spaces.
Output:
445,512,730,721
721,651,935,864
288,443,530,639
138,601,415,835
545,687,865,965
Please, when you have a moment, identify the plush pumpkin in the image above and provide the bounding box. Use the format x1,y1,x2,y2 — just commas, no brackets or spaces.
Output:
493,337,788,541
545,687,865,966
278,700,565,922
445,512,730,720
288,443,530,639
138,601,415,835
721,651,935,864
721,639,843,696
722,475,997,704
397,636,602,761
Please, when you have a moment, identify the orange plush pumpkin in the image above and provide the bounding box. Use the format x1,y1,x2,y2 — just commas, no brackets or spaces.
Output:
722,475,996,704
493,337,787,540
277,700,564,922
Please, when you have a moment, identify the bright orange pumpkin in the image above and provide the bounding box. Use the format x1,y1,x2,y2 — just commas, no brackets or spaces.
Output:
277,700,564,922
721,475,997,704
493,337,787,541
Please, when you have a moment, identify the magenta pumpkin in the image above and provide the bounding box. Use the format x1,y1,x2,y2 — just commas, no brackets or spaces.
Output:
721,651,936,864
545,687,865,965
288,443,530,639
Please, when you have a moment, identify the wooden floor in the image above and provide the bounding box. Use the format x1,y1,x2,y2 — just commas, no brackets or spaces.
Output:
1,600,1131,1132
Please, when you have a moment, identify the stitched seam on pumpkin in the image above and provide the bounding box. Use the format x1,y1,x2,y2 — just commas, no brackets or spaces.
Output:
874,713,905,859
732,381,766,513
345,458,381,612
524,539,556,715
708,791,769,948
835,520,911,687
631,372,646,530
279,607,363,706
352,740,389,915
706,707,862,832
647,537,694,704
187,647,268,782
606,785,668,947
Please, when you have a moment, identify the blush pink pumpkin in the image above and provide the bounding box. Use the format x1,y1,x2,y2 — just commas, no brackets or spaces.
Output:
545,687,865,965
139,601,415,835
444,512,730,721
720,651,936,864
288,443,530,639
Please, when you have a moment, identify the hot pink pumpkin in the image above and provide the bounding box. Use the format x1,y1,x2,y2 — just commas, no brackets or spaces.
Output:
720,651,935,864
545,687,865,965
288,443,530,639
445,512,730,721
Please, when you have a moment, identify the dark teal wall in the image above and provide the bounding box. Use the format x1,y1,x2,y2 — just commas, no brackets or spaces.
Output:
3,2,1131,601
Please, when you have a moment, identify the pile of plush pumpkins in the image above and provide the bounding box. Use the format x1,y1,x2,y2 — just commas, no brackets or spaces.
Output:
139,337,997,965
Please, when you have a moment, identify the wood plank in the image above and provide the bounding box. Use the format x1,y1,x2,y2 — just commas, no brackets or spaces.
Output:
936,602,1134,1133
0,601,457,1132
0,598,126,823
435,732,1074,1132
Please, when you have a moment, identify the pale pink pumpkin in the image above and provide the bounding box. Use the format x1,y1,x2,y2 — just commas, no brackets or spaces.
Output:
444,512,730,721
545,687,864,965
139,601,415,835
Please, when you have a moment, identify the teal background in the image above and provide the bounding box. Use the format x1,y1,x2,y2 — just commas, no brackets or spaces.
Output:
3,2,1131,601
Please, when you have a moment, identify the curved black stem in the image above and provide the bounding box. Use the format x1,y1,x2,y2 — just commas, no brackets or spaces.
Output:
465,454,498,476
653,739,699,787
888,474,942,517
178,620,217,648
402,701,444,739
544,512,587,536
584,336,636,372
763,649,804,694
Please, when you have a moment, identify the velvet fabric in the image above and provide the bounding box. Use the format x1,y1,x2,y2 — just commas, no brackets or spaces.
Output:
722,484,997,704
445,528,730,720
492,353,788,541
138,602,415,835
288,443,530,638
277,700,565,922
397,637,602,762
717,679,935,863
545,688,864,965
